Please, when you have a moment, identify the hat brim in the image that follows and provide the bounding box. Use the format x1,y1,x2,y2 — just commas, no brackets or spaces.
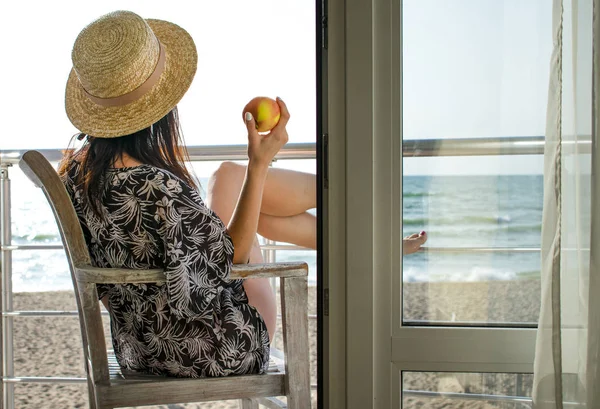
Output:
65,19,197,138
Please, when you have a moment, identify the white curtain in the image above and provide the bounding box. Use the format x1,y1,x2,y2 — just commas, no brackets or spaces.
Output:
533,0,599,407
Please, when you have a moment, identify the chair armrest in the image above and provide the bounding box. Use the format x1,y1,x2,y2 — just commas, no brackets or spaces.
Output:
75,262,308,284
75,266,166,284
230,262,308,279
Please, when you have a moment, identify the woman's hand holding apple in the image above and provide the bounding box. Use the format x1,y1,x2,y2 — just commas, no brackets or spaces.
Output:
244,97,290,169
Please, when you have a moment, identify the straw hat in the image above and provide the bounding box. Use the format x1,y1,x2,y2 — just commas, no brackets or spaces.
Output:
65,10,197,138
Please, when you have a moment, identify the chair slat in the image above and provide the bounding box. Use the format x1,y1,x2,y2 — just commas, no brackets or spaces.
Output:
256,396,288,409
108,352,282,382
98,373,286,407
75,262,308,285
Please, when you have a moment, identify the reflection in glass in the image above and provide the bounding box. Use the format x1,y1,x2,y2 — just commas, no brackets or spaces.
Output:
401,0,551,325
402,172,542,325
403,372,533,409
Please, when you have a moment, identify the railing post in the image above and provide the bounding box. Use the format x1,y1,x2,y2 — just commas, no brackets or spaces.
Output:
264,238,278,296
265,163,278,299
1,163,15,409
261,237,279,346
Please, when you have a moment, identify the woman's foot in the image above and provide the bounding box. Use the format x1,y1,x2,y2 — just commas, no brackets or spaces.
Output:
403,231,427,255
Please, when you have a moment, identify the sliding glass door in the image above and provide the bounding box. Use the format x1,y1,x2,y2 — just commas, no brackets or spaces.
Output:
394,1,551,407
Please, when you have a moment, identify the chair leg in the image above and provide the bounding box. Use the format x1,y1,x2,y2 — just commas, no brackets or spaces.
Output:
87,377,99,409
240,398,260,409
281,276,311,409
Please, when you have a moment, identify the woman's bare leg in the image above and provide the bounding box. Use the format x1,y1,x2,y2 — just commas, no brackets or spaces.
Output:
260,166,315,217
258,212,316,249
244,237,277,342
206,161,316,249
206,161,315,218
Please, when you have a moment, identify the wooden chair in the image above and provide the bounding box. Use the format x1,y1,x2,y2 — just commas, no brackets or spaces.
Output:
19,150,310,409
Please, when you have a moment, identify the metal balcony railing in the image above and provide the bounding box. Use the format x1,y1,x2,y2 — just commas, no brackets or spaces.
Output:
0,136,549,408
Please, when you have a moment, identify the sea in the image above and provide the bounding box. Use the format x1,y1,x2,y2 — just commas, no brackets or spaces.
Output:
7,171,543,292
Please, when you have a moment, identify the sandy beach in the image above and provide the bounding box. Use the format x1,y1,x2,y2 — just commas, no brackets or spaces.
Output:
9,281,539,408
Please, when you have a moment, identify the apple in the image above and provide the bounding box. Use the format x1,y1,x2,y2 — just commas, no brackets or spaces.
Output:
242,97,281,133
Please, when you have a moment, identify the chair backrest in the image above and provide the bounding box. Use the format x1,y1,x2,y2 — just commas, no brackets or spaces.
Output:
19,151,109,391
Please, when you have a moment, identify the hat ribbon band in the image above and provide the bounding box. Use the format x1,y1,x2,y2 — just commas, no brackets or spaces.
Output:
82,42,166,107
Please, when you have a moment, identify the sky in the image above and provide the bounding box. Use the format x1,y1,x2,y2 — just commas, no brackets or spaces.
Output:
0,0,552,176
402,0,552,175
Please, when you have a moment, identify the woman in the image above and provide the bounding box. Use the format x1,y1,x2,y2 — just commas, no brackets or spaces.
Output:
60,10,426,378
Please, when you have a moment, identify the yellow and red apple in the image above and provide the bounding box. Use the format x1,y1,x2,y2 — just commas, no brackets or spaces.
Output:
242,97,281,133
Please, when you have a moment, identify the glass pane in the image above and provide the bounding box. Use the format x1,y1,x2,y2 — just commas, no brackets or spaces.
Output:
401,0,551,325
402,0,552,140
402,371,533,409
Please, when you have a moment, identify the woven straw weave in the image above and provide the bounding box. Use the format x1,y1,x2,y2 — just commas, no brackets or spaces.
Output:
65,10,198,138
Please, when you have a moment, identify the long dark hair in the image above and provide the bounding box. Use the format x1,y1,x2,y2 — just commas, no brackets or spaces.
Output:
59,107,197,216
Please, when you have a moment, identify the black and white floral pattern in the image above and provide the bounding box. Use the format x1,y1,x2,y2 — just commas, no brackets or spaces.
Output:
62,162,270,377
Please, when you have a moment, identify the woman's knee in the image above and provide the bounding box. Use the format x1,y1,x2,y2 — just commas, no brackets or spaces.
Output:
206,161,246,213
208,161,245,191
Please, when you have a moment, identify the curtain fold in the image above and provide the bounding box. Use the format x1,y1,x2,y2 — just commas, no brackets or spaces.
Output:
533,0,598,408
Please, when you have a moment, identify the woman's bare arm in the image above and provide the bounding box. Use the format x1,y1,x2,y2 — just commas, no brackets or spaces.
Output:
226,98,290,263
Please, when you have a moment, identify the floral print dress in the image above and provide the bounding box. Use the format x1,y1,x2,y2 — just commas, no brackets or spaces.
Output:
62,162,270,377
